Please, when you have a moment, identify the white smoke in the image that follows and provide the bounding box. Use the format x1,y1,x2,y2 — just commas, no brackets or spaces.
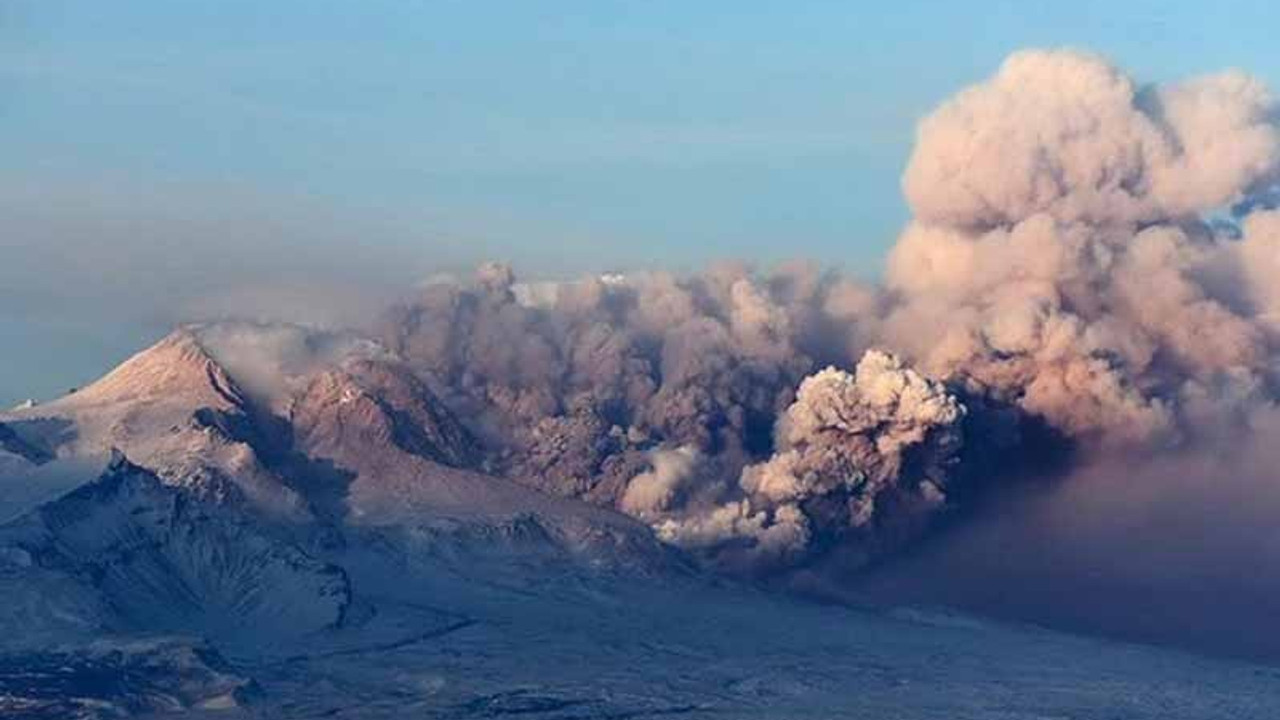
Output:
654,500,810,563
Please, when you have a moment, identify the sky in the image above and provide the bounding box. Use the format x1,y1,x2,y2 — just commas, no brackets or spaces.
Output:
4,0,1280,405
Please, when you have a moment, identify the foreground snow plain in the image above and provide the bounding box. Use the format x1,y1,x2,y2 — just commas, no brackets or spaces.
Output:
244,542,1280,720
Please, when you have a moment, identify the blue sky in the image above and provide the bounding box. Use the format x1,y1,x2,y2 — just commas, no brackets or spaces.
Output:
3,1,1279,404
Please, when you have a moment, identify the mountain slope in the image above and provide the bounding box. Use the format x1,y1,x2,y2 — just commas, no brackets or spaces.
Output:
0,453,350,649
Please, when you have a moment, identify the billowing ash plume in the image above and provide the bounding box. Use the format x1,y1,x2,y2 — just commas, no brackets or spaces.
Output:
15,47,1280,665
342,49,1280,580
363,51,1280,572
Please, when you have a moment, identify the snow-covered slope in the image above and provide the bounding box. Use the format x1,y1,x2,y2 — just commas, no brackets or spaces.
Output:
0,453,350,650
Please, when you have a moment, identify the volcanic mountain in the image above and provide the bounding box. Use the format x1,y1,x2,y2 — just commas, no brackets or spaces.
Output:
2,324,1279,718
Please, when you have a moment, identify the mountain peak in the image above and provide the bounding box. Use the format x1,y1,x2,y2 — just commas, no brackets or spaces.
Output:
59,329,246,412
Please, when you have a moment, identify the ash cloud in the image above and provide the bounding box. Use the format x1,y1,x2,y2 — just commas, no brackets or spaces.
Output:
357,52,1280,654
620,445,702,519
193,322,390,409
368,52,1280,582
360,50,1280,589
855,419,1280,660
